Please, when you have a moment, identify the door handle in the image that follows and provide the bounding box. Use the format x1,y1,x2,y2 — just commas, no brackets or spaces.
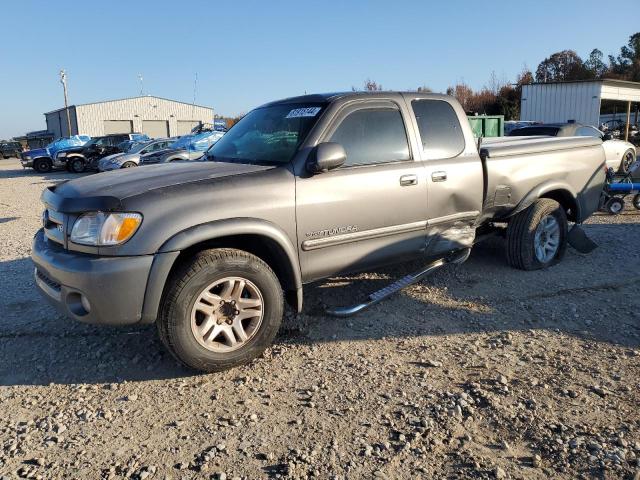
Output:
431,171,447,182
399,174,418,186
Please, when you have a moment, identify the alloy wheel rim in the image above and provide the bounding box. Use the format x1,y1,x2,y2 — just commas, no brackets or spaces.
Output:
624,152,635,171
190,276,264,352
534,215,560,263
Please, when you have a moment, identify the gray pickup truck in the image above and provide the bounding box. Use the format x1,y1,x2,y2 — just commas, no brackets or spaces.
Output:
32,92,606,372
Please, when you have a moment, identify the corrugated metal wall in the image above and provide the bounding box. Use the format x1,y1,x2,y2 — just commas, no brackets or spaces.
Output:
520,82,602,126
51,96,213,137
45,107,78,138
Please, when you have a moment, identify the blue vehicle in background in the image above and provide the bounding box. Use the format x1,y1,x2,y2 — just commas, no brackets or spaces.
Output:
140,129,225,165
20,135,91,173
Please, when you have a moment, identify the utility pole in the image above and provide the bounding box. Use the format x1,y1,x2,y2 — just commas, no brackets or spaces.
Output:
59,69,72,136
138,73,144,96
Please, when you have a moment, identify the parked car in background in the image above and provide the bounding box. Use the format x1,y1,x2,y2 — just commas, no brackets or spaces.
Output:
601,119,639,139
1,141,23,158
504,121,539,135
20,135,91,173
140,130,224,165
509,122,637,173
98,138,176,171
58,133,149,172
117,139,148,153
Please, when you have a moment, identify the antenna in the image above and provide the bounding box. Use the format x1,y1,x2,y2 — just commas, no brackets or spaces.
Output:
138,73,144,96
59,69,72,136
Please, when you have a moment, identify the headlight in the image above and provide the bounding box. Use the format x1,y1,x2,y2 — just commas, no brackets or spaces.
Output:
23,155,31,160
57,152,67,158
70,212,142,246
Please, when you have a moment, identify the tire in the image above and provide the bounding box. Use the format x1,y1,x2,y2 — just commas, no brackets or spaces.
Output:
506,198,568,270
633,194,640,210
619,149,637,174
157,248,283,372
33,158,52,173
605,197,624,215
69,158,85,173
121,161,137,168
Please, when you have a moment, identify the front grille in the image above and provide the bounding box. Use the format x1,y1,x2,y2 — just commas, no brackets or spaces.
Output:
43,208,65,245
36,269,61,291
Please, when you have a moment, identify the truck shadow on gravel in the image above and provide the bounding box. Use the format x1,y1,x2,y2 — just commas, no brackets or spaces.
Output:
0,224,638,386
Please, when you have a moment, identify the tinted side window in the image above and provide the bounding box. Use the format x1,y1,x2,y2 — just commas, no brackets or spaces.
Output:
329,108,410,167
576,126,602,138
411,100,465,159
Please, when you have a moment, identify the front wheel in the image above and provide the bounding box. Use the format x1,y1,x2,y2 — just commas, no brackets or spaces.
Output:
33,158,52,173
605,197,625,215
121,161,137,168
157,248,283,372
506,198,568,270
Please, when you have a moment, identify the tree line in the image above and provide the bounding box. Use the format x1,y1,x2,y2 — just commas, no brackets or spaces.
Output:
358,32,639,120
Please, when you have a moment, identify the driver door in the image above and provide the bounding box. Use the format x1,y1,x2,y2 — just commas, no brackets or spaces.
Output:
295,100,429,283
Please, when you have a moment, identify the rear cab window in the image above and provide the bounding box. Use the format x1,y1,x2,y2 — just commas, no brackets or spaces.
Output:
411,100,465,159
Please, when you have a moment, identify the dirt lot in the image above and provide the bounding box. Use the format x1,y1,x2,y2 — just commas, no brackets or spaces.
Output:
0,157,639,480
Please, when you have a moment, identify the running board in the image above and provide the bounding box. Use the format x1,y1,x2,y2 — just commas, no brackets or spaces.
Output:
326,248,471,317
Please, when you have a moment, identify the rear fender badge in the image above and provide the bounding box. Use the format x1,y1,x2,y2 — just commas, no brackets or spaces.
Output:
306,225,358,239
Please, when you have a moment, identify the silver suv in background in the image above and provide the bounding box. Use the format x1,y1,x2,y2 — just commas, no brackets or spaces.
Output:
98,138,176,171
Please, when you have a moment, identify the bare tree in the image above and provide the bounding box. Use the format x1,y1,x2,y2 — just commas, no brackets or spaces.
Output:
363,78,383,91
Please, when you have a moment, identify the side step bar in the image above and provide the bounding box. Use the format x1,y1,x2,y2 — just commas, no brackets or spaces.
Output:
326,248,471,317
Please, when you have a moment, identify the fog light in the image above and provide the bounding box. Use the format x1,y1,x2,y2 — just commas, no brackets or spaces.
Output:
67,292,91,316
80,295,91,313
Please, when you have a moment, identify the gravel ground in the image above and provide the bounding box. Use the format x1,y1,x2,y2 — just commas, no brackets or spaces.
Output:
0,157,639,480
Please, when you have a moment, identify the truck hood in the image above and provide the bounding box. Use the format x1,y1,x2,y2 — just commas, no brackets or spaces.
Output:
24,147,49,158
47,161,274,212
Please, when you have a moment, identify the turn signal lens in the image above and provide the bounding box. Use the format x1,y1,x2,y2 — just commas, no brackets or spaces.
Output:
99,213,143,245
70,212,142,246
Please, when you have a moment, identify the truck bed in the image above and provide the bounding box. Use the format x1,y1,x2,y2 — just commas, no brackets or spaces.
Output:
477,136,605,223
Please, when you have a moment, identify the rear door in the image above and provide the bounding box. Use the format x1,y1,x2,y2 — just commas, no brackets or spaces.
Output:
404,97,484,256
295,100,429,282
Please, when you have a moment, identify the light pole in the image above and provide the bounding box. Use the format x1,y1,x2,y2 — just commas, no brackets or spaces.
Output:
59,70,72,136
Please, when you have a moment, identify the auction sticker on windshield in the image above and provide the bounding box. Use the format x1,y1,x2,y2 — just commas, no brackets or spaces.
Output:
285,107,322,118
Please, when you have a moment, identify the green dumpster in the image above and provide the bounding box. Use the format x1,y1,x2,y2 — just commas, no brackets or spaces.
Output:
468,115,504,137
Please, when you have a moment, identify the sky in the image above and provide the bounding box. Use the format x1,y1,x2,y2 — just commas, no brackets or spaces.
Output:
0,0,638,139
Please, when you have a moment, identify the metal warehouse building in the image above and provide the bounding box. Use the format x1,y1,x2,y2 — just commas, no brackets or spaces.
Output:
520,79,640,140
44,96,214,139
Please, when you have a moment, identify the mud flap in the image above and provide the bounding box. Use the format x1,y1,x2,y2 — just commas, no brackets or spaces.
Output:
568,224,598,254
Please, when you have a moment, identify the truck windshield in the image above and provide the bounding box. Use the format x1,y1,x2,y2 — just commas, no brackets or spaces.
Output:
206,103,325,165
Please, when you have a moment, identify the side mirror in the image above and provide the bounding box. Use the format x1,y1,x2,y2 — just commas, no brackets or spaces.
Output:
307,142,346,173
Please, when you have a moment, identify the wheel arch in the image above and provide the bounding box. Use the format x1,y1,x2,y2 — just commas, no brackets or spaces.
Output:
140,219,303,323
510,182,580,223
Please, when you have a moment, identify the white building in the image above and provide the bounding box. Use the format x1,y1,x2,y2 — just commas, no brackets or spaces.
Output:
44,96,213,139
520,79,640,137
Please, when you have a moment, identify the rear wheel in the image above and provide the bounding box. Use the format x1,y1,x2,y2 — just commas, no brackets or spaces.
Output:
633,194,640,210
506,198,568,270
619,149,637,174
157,248,283,372
33,158,52,173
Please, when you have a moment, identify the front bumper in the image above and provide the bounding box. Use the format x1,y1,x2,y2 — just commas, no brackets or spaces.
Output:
20,158,33,168
32,229,154,325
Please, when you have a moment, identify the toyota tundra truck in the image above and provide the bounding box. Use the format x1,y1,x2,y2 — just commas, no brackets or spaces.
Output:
32,92,606,372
